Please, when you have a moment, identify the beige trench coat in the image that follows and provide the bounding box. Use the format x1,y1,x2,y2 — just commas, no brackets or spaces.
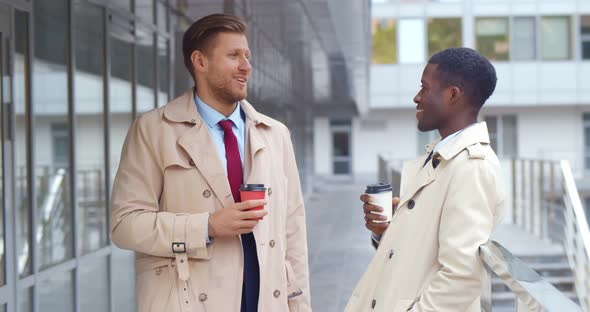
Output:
345,122,505,312
110,90,311,312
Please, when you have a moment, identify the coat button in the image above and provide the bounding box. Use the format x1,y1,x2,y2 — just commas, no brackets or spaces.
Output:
191,118,196,123
268,187,272,196
273,290,280,298
155,268,162,275
203,189,211,198
269,240,276,248
371,299,376,308
199,293,207,302
189,159,195,166
407,200,415,209
388,249,395,259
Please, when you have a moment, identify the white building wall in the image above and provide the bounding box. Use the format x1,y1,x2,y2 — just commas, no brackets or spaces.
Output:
313,118,331,175
353,111,418,174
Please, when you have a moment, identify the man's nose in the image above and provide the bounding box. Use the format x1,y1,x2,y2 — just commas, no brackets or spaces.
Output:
239,57,251,72
414,94,421,104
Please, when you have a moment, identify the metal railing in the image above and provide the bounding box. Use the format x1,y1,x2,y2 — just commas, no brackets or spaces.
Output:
377,154,587,311
479,240,582,312
18,166,106,272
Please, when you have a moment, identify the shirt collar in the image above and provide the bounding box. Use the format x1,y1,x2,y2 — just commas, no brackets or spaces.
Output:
194,91,244,131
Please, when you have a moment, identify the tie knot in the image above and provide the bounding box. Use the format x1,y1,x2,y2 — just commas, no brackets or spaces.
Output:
219,120,233,132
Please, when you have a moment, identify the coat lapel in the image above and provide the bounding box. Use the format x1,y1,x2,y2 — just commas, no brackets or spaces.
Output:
397,157,437,210
243,119,267,184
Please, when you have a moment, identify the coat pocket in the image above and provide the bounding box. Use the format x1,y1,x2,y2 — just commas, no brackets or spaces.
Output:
136,263,175,312
285,261,303,311
393,298,417,312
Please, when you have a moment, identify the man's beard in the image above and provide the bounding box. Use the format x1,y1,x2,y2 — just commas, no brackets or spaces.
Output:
209,77,247,106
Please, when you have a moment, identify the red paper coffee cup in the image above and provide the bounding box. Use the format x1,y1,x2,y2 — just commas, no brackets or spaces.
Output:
240,184,266,220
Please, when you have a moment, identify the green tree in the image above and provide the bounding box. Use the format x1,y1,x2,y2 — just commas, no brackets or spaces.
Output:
372,19,397,64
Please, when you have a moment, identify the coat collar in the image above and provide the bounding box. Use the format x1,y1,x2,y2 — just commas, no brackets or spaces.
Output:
163,89,275,128
426,122,490,160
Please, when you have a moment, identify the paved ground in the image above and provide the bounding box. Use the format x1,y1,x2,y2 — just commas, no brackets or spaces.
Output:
306,175,375,312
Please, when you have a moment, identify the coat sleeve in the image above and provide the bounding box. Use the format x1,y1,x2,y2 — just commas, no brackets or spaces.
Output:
281,126,312,311
411,160,500,312
110,115,209,259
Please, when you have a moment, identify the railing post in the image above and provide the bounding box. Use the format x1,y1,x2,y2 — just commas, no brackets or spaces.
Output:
512,158,517,225
519,159,526,229
539,161,545,240
529,160,538,234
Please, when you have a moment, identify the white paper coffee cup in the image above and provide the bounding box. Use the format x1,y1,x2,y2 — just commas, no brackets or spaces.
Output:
365,183,393,223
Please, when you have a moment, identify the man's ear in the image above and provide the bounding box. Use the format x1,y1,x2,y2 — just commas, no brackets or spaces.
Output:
448,86,463,104
191,50,207,73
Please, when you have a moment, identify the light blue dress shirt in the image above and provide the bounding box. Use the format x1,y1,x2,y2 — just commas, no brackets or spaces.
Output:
195,93,246,171
195,92,246,243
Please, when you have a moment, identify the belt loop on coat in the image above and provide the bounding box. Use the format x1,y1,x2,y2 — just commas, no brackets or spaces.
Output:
173,215,190,281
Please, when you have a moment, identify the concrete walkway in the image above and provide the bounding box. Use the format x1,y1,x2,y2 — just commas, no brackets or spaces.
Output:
306,175,376,312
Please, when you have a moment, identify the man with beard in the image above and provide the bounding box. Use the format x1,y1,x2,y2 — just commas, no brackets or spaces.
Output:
346,48,505,312
110,14,311,312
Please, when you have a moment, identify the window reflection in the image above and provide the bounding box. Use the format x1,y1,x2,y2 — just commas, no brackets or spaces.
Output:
136,29,155,113
476,17,510,61
74,2,107,255
15,7,31,279
158,38,169,107
33,0,73,270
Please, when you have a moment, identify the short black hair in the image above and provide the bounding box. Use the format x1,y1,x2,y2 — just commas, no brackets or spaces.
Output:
428,47,497,109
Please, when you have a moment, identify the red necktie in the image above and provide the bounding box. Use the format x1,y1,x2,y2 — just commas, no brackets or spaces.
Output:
219,120,242,201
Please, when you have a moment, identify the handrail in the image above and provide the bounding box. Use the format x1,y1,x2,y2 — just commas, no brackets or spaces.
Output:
18,168,66,273
479,240,582,312
560,160,590,310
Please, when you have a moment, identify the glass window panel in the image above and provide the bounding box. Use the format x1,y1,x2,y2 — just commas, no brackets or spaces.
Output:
135,0,154,24
20,288,32,312
112,248,136,312
581,16,590,60
74,3,107,255
0,2,8,287
80,257,109,312
502,115,517,157
15,9,31,278
136,29,155,113
157,1,167,33
39,271,74,312
34,0,73,270
371,18,397,64
110,18,134,190
333,161,350,175
541,16,570,60
513,17,536,61
399,19,426,64
157,38,169,107
476,18,510,61
332,132,350,157
427,18,462,57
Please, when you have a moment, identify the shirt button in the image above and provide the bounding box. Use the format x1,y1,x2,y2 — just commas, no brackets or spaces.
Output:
408,200,415,209
388,249,395,259
268,187,272,196
203,189,211,198
269,240,276,248
199,293,208,302
371,299,376,309
273,290,280,298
